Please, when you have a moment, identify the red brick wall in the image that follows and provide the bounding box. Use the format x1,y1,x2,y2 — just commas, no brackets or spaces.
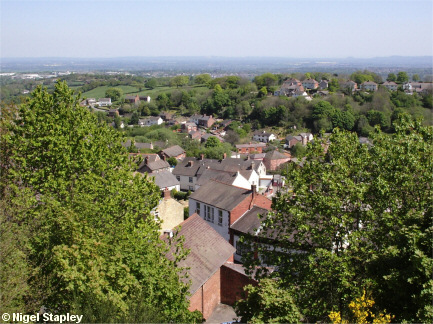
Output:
230,194,272,226
188,269,221,319
220,264,258,305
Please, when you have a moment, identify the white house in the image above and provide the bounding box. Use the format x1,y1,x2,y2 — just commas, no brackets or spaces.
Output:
383,81,398,91
302,78,319,90
98,98,112,107
139,116,163,126
253,131,277,143
361,81,378,92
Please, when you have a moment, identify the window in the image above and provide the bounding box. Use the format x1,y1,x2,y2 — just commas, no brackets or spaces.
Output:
189,186,194,191
176,176,180,181
196,202,200,215
205,205,214,223
236,240,247,256
218,210,223,226
189,177,193,183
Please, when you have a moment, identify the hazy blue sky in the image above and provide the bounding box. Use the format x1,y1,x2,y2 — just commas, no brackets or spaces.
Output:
1,0,432,58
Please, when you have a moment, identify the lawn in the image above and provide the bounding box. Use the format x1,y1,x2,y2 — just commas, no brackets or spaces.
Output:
81,85,210,100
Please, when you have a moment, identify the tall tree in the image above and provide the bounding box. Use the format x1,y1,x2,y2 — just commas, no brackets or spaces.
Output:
242,115,433,323
1,82,202,322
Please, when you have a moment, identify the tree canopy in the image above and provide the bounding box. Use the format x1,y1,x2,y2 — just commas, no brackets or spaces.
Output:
242,114,433,323
0,82,202,322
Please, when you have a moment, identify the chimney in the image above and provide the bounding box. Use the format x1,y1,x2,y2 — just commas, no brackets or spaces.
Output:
162,155,166,161
163,188,171,200
223,152,227,160
145,157,149,165
250,184,257,209
200,154,204,160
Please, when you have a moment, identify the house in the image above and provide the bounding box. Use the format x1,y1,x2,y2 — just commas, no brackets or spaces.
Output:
124,95,140,105
302,78,319,90
181,122,198,133
229,206,270,263
299,132,313,144
152,189,184,233
319,80,329,90
382,81,398,91
137,155,170,173
190,114,216,128
107,108,119,117
292,90,309,98
274,78,304,96
149,171,180,192
263,150,291,171
173,156,267,192
188,130,202,141
138,116,163,126
139,95,151,103
159,112,172,121
361,81,378,92
98,98,112,107
284,135,302,149
159,145,186,161
252,130,277,143
341,80,358,91
194,169,251,191
235,142,267,154
165,214,236,319
189,181,272,241
316,90,329,97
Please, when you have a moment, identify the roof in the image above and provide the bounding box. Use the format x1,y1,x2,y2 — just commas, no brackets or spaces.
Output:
161,145,185,157
264,150,290,160
138,159,170,172
125,95,138,100
286,135,302,142
230,206,269,236
135,142,153,150
98,98,111,102
167,214,236,294
253,131,275,137
362,81,378,85
236,143,267,149
195,169,242,187
149,170,180,189
190,180,251,211
172,157,218,177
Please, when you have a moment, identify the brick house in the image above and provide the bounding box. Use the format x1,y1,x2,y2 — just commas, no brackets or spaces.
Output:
263,150,291,171
166,214,235,319
159,145,186,161
181,122,197,133
341,80,358,91
190,114,216,128
302,78,319,90
137,155,170,173
235,142,267,154
189,181,272,241
124,95,140,105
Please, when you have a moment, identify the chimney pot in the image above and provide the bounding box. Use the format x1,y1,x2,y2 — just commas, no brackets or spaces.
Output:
200,154,204,160
163,188,171,200
223,152,227,159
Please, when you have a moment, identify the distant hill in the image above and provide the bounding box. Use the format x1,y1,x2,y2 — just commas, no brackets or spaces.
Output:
1,56,432,73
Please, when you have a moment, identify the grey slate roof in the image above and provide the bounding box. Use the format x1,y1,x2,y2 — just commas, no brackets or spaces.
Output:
161,145,185,157
149,171,180,189
190,180,251,211
172,157,218,177
264,150,289,160
138,159,170,172
230,206,269,235
166,214,235,295
195,169,240,187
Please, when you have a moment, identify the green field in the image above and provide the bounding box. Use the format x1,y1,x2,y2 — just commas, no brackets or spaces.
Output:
81,85,209,100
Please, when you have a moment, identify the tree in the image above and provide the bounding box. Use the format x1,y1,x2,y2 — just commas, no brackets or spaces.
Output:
235,279,302,323
386,73,397,82
204,136,220,148
291,142,307,158
412,74,420,82
242,115,432,323
397,71,409,84
1,82,202,322
194,74,212,86
145,78,157,90
105,87,123,101
170,75,189,88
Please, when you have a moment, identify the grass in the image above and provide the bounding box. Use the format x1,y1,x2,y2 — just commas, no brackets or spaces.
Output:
81,85,210,100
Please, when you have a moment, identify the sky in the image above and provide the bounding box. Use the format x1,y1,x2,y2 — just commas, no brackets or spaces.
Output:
1,0,432,58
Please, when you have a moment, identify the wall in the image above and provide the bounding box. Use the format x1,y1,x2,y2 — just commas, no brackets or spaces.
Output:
188,269,221,319
157,198,184,232
220,264,258,306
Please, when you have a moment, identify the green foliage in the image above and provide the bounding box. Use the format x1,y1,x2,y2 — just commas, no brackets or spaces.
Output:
170,75,189,88
1,82,201,322
254,73,278,91
235,279,302,323
204,136,220,148
243,115,433,323
367,110,390,129
145,78,157,89
332,110,355,130
328,78,340,92
397,71,409,83
291,142,307,158
194,73,212,86
105,87,123,101
387,73,397,82
167,157,178,167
